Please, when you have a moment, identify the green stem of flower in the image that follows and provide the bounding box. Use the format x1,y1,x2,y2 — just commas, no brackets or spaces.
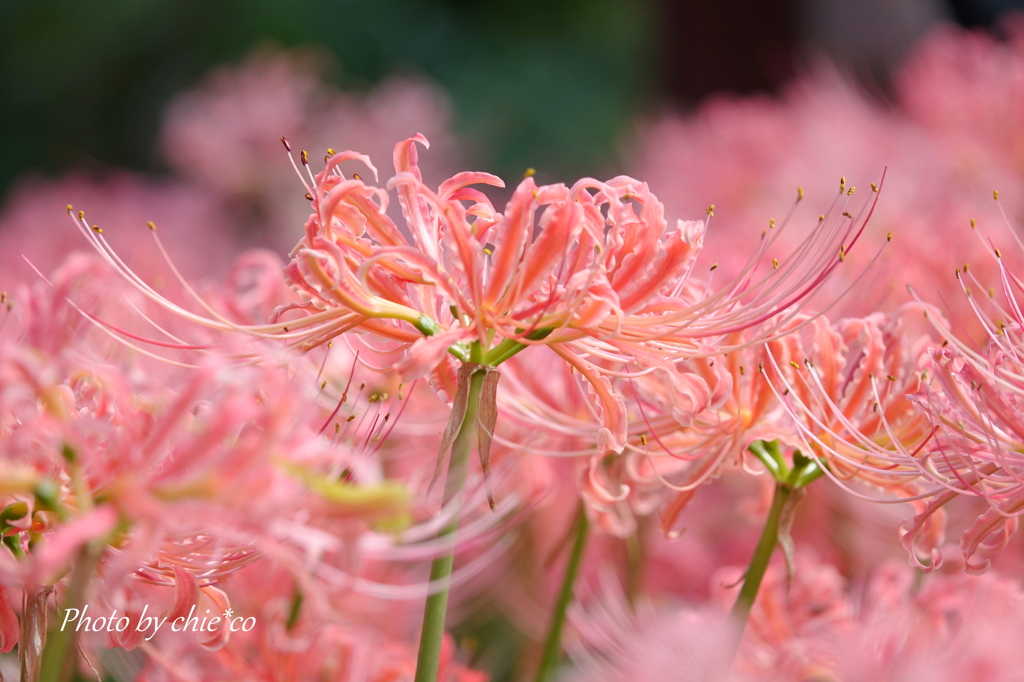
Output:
534,503,589,682
728,481,791,629
39,543,102,682
482,328,554,366
414,364,487,682
725,441,827,666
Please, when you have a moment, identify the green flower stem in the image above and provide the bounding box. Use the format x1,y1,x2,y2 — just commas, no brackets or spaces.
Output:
726,441,826,663
482,328,553,366
39,543,102,682
414,363,487,682
728,481,792,627
534,503,590,682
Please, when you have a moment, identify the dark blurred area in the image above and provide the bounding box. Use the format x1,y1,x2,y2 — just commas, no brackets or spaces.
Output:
0,0,1020,200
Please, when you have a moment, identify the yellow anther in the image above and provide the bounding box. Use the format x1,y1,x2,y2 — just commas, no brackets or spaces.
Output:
300,150,309,165
842,211,853,218
368,392,389,403
335,423,340,433
886,232,893,242
963,263,969,272
66,204,73,214
769,218,775,229
352,173,362,181
91,225,103,234
789,360,800,369
840,176,846,191
280,136,291,151
772,258,779,269
640,434,648,446
818,214,825,221
524,167,536,178
994,189,1000,200
709,263,718,271
847,186,855,195
989,287,996,299
321,380,327,390
870,183,878,192
758,362,764,373
996,248,1003,258
327,341,332,348
887,375,896,381
346,415,355,422
305,193,313,201
971,218,977,228
797,187,804,201
706,204,715,216
326,148,336,156
78,210,85,220
147,221,156,231
739,365,745,376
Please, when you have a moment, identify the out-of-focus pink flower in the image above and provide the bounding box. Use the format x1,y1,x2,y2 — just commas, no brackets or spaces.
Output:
0,257,414,655
838,562,1024,682
131,560,488,682
629,60,1002,325
565,575,737,682
569,550,1024,682
898,19,1024,196
0,173,236,297
0,588,17,654
161,47,463,251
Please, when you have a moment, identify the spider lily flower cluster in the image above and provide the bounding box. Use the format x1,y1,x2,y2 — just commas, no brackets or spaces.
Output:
10,23,1024,677
9,22,1024,679
2,128,896,679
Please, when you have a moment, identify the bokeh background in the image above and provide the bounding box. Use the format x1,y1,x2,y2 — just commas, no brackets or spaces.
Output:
1,0,1019,198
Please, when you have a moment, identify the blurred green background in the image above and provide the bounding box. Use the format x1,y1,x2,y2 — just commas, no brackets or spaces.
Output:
0,0,1019,200
0,0,655,193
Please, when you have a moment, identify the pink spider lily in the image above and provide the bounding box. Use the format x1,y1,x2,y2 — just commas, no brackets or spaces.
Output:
0,336,411,666
68,136,881,401
59,134,887,682
754,306,953,568
3,253,545,681
903,213,1024,570
764,201,1024,573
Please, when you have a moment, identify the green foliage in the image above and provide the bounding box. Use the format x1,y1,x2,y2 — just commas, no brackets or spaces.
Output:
0,0,655,196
